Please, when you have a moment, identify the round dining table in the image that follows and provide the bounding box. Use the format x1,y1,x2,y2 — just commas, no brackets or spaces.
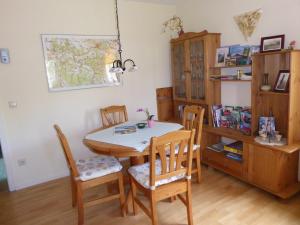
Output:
83,121,183,165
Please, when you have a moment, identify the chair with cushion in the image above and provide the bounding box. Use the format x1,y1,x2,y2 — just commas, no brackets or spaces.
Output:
182,105,205,183
100,105,128,128
54,125,126,225
128,129,196,225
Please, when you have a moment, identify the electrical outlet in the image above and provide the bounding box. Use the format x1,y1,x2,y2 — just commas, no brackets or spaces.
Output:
17,159,26,167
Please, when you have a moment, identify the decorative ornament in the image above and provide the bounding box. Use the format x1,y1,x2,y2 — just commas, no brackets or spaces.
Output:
162,16,184,37
234,9,262,41
288,40,296,50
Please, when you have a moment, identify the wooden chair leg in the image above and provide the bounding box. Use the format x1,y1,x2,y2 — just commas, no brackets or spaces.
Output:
195,151,201,184
130,177,138,215
118,173,127,217
186,181,194,225
70,176,77,207
76,182,84,225
150,192,158,225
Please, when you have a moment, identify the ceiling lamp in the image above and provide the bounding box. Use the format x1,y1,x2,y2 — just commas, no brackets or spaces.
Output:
109,0,137,74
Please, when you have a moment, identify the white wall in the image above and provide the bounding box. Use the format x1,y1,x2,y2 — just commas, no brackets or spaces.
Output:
176,0,300,106
0,0,176,190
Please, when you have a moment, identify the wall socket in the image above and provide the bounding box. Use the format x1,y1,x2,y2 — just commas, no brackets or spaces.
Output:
17,159,26,167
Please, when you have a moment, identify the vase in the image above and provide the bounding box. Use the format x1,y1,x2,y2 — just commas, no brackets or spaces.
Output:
147,120,154,128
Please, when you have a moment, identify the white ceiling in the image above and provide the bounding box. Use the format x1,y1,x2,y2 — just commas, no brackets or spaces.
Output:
125,0,176,5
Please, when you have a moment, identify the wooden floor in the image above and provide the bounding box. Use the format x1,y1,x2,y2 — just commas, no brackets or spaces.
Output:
1,167,300,225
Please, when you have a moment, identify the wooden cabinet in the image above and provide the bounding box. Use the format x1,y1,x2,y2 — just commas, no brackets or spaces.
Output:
157,36,300,198
247,143,299,196
171,31,220,120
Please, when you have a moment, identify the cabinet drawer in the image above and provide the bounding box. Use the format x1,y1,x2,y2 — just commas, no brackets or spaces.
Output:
203,149,226,169
224,157,243,178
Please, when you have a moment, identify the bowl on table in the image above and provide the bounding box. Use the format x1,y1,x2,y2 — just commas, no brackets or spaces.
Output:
136,122,147,129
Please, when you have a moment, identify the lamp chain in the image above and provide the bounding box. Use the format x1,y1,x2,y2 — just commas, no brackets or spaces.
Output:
115,0,123,62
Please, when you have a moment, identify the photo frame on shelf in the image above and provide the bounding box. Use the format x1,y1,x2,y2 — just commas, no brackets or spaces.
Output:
260,35,285,53
259,117,275,135
215,47,229,67
274,70,290,92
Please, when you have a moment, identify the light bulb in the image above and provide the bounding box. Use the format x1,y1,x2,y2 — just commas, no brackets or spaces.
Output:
128,65,138,72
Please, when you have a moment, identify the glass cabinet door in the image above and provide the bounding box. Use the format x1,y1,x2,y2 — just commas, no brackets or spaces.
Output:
190,38,205,101
172,42,186,100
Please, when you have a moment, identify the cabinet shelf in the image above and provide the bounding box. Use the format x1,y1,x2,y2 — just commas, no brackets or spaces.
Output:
210,64,251,69
210,79,251,82
258,91,289,96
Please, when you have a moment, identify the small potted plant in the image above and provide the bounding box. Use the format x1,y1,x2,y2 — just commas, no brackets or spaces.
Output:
137,108,155,128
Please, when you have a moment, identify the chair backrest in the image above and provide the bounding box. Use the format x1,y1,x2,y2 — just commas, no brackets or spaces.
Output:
182,105,205,145
54,125,79,178
100,105,128,128
149,129,195,189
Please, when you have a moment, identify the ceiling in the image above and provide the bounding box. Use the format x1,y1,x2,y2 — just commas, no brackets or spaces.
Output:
125,0,176,5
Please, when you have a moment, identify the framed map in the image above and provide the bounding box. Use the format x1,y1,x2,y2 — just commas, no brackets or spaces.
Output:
41,34,120,91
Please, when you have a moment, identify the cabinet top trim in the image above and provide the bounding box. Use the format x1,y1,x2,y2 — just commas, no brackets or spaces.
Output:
170,31,221,43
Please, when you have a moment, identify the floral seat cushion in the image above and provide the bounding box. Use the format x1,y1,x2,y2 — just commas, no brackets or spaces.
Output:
76,155,122,181
128,159,186,190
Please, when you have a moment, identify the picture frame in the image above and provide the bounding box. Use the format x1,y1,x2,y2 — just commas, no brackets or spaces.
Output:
274,70,290,92
260,35,285,53
41,34,119,92
259,117,276,135
215,47,229,67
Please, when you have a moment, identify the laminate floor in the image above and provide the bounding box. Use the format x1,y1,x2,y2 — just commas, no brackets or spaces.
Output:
1,167,300,225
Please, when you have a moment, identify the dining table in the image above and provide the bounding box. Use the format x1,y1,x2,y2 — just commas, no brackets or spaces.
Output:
83,120,183,165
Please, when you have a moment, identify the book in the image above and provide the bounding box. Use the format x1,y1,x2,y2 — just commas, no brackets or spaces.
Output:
226,152,242,162
207,143,225,153
114,125,137,134
224,141,243,155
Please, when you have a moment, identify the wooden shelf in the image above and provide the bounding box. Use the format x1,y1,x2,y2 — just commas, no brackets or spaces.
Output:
210,64,251,69
258,91,289,96
210,79,251,82
203,125,300,154
203,125,253,142
253,50,300,57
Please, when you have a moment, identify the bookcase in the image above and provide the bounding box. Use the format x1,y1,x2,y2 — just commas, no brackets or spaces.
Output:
170,31,220,121
157,50,300,199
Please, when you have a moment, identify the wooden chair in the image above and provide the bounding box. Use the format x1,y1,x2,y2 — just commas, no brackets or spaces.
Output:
182,105,205,183
128,129,196,225
54,125,126,225
100,105,128,128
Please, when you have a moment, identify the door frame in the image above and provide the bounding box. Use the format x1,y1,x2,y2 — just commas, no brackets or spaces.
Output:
0,111,15,191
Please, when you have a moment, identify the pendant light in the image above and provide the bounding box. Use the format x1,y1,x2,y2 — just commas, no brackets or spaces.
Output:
109,0,137,74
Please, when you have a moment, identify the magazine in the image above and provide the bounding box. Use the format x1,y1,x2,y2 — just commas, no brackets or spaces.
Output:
114,125,137,134
211,104,251,134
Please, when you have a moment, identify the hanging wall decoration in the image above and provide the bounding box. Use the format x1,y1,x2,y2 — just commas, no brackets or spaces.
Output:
162,16,184,37
234,9,262,41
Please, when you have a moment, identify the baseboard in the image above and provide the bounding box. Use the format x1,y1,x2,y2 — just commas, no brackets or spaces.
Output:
14,171,69,191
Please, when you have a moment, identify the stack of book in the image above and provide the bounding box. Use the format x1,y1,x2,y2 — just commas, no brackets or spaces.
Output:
224,141,243,162
207,143,225,153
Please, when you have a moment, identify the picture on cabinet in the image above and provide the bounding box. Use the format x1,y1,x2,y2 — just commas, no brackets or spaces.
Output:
260,35,285,52
215,47,229,67
274,70,290,92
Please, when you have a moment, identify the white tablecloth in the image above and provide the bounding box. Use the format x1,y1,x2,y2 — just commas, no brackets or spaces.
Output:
85,121,183,152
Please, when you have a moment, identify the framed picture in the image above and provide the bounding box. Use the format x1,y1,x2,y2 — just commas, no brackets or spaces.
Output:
215,47,229,67
41,34,120,92
260,35,285,53
274,70,290,92
259,117,276,135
